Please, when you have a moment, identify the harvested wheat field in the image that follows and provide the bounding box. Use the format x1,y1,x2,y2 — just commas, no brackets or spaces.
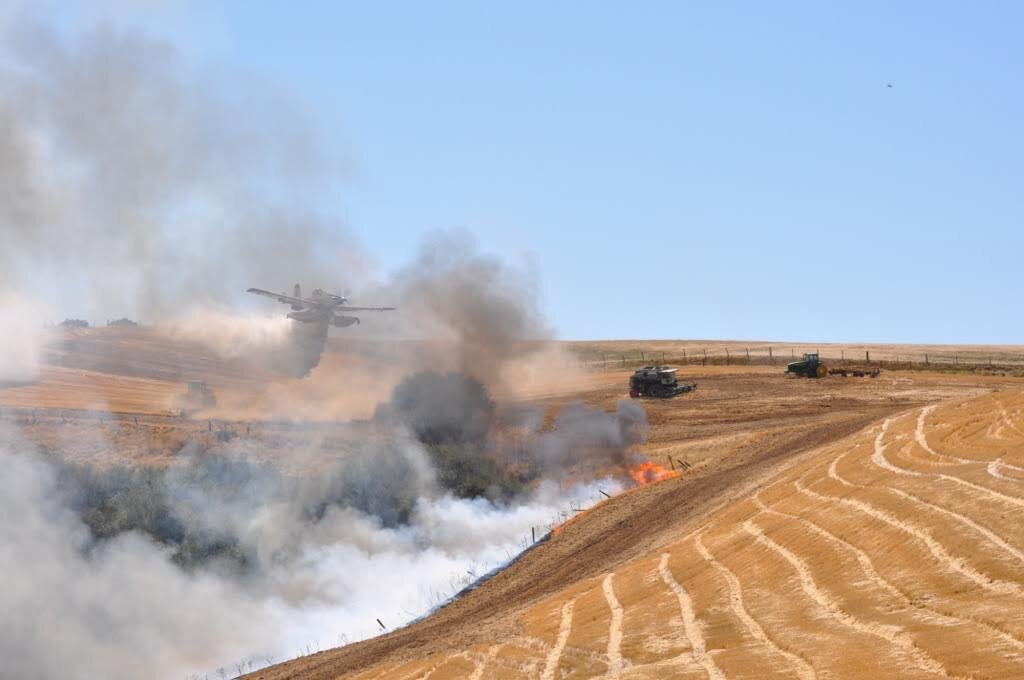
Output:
249,389,1024,679
5,329,1023,678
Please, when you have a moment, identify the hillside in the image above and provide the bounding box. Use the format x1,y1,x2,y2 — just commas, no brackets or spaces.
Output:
249,389,1024,679
4,328,1023,678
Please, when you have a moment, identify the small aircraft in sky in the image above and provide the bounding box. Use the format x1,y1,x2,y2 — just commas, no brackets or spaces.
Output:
247,284,396,328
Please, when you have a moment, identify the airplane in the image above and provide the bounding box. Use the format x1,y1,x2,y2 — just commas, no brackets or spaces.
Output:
246,284,395,328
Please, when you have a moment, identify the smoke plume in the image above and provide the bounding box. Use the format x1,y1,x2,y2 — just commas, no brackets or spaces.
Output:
381,229,551,378
0,18,553,381
0,425,624,680
0,17,652,680
0,19,366,321
0,290,48,382
163,308,292,360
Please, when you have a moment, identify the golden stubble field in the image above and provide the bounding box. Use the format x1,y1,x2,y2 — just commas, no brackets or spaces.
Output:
3,329,1023,678
258,389,1024,680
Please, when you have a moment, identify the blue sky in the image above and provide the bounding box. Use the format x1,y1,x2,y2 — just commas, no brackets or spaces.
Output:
47,2,1024,342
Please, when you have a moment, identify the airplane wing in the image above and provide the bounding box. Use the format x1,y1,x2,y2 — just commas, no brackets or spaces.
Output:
246,288,308,306
335,306,397,312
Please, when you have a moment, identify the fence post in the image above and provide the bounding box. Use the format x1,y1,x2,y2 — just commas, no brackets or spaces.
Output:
725,348,730,364
866,350,870,363
683,349,687,363
746,348,750,363
769,346,774,364
703,348,708,365
925,353,929,366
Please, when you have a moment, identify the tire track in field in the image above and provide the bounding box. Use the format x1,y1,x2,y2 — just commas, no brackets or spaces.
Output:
869,424,1024,564
658,552,725,679
882,485,1024,564
693,533,816,680
414,663,440,679
391,656,447,680
989,460,1024,482
603,574,624,677
540,600,576,680
468,645,502,680
994,399,1024,439
753,493,903,600
744,519,958,678
754,492,1024,660
800,470,1024,597
916,407,1024,494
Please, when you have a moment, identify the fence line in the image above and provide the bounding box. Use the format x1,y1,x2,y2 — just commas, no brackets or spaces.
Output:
575,346,1024,372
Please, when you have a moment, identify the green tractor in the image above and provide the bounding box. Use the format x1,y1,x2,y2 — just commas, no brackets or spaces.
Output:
785,352,828,378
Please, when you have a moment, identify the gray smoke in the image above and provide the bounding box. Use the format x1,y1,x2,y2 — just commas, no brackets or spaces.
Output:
0,290,48,382
0,19,552,380
0,428,279,680
379,229,551,379
0,17,648,680
535,399,649,473
378,371,496,445
379,371,649,483
0,19,364,319
0,423,623,680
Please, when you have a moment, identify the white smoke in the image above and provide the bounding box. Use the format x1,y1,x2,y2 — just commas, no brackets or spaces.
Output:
162,307,292,359
0,442,280,679
0,289,49,382
0,18,365,324
0,17,641,680
0,433,621,680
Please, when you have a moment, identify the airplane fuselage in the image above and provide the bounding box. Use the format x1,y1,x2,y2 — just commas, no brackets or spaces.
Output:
247,284,391,327
286,307,332,323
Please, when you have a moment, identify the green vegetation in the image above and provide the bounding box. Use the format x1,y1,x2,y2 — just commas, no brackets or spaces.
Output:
424,442,526,500
383,371,528,500
56,458,275,570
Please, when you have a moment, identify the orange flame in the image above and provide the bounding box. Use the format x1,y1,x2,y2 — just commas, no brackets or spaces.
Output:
628,460,679,486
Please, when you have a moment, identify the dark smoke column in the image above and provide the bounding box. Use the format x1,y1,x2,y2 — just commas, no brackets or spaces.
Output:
277,320,328,377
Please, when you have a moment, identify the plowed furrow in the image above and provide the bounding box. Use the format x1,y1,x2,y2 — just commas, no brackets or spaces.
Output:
916,407,1024,492
756,490,1024,672
743,519,956,678
540,600,574,680
693,533,816,680
797,475,1023,596
658,552,725,679
603,574,625,677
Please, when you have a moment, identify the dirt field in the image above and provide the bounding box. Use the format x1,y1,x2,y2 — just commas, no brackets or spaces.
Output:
4,329,1023,678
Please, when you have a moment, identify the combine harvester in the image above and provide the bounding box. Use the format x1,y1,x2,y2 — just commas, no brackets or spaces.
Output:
629,366,697,398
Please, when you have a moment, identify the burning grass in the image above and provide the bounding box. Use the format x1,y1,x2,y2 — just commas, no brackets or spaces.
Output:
627,460,678,485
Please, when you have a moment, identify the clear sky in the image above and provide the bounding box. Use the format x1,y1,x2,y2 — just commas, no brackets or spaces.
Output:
43,2,1024,342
